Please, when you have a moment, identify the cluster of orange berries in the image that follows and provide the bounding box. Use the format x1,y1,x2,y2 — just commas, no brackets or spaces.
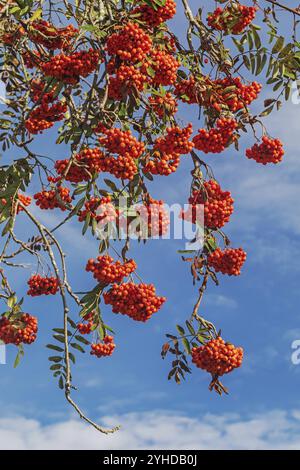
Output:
106,23,152,63
207,4,258,35
193,118,238,154
56,147,107,183
41,49,101,84
137,197,170,237
0,314,38,346
98,128,144,180
184,180,234,229
148,93,178,119
25,100,67,134
77,312,96,335
154,124,193,155
55,148,105,183
214,77,262,113
27,274,60,296
91,336,116,358
29,20,78,50
104,282,166,322
174,75,202,104
208,248,247,276
150,49,180,86
108,64,149,99
0,193,31,215
144,150,180,176
246,136,284,164
192,337,243,377
78,196,117,225
34,186,72,211
30,80,56,106
86,255,137,284
133,0,176,27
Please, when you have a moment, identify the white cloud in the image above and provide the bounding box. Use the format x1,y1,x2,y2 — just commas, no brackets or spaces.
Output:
205,294,238,309
1,409,300,449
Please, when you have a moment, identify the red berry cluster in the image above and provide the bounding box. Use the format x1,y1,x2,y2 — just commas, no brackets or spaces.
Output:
27,274,60,296
34,186,72,211
183,180,234,229
0,193,31,215
78,196,117,225
138,197,170,237
108,65,149,99
144,150,180,176
1,26,25,45
55,148,105,183
193,118,238,154
99,127,145,158
214,77,262,112
106,22,152,63
23,50,42,69
78,312,96,335
41,49,101,84
29,20,78,50
208,248,247,276
86,255,137,284
246,136,284,164
148,92,178,118
25,100,67,134
133,0,176,27
154,124,194,155
104,282,166,322
150,49,179,86
30,80,56,105
192,337,243,377
174,75,202,104
0,314,38,346
91,336,116,358
98,127,144,180
207,4,258,35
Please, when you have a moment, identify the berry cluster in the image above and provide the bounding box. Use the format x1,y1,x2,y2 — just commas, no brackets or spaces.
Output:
99,128,145,159
183,180,234,229
0,193,31,215
207,4,258,35
106,23,152,63
78,196,117,225
86,255,137,284
25,101,67,134
150,49,179,86
0,314,38,346
27,274,60,296
208,248,247,276
144,150,180,176
154,124,193,155
214,77,262,112
136,197,170,237
148,93,178,119
193,118,238,154
104,282,166,322
98,128,144,180
246,136,284,164
78,312,96,335
30,80,56,105
29,20,78,50
108,65,149,99
34,186,72,211
41,49,101,84
133,0,176,27
23,50,42,69
55,148,105,183
192,337,243,377
174,75,203,104
91,336,116,358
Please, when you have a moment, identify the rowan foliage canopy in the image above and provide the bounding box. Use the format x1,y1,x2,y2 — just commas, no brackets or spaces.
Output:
0,0,299,433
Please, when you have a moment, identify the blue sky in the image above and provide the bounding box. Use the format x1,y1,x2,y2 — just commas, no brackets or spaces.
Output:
1,0,300,449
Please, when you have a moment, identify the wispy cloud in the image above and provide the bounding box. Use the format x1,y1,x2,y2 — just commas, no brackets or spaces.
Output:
1,409,300,449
